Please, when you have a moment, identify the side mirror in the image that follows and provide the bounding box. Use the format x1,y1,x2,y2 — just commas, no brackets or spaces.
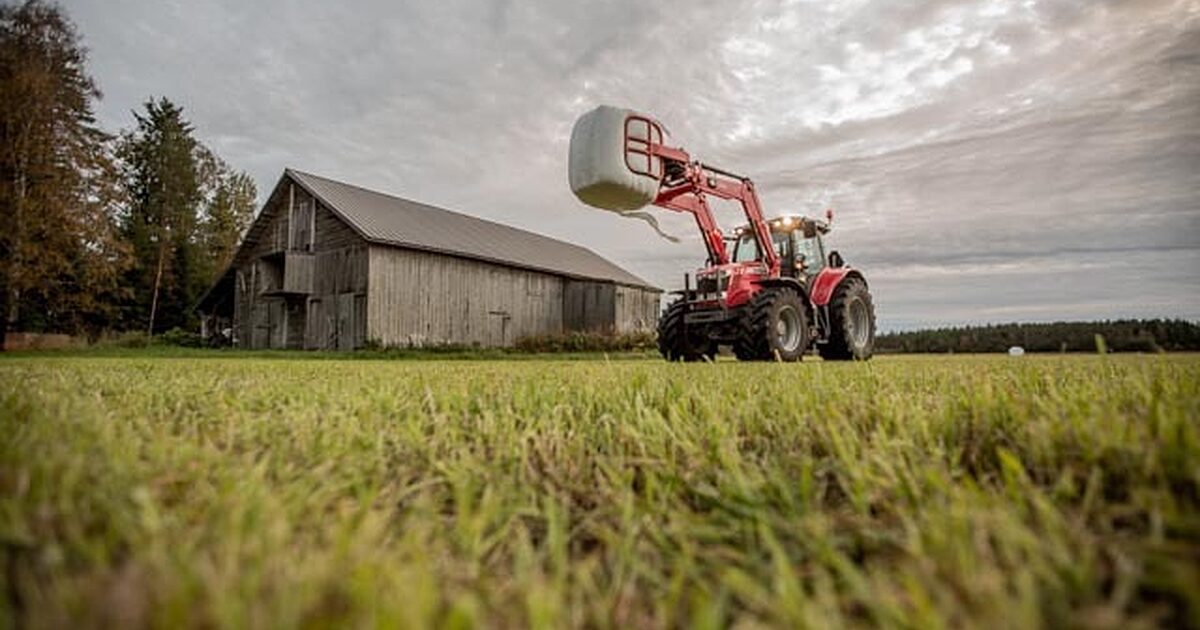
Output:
828,250,845,268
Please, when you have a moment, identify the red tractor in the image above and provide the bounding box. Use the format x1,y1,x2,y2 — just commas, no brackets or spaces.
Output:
569,108,875,362
657,210,876,362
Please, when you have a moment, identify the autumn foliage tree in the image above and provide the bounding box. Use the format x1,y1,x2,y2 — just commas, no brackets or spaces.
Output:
1,1,257,345
0,0,129,344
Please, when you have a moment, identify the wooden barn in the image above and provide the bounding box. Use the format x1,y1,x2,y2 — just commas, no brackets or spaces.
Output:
196,169,661,350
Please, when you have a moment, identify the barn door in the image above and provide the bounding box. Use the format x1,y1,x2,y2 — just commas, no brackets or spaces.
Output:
337,293,356,350
269,299,287,349
488,310,510,347
252,300,269,348
304,298,322,350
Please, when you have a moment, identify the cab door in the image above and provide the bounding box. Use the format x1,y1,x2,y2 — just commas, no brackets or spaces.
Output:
772,231,800,278
791,232,826,281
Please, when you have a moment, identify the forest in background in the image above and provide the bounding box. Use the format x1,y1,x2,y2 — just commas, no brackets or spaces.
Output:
876,319,1200,353
0,0,256,346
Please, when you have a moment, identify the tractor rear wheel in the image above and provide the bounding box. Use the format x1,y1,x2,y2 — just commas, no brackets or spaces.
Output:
657,299,715,362
819,277,875,361
733,287,809,362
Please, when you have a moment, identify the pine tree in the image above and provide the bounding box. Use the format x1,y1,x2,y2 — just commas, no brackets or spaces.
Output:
116,98,258,335
117,98,204,334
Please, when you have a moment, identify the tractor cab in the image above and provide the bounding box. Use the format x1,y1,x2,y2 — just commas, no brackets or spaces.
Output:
729,214,831,281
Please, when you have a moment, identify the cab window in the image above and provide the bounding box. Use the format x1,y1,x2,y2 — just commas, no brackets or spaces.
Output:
793,233,825,275
731,233,758,262
732,231,789,262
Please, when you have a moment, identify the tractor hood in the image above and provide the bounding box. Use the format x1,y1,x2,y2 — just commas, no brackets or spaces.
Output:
695,262,768,308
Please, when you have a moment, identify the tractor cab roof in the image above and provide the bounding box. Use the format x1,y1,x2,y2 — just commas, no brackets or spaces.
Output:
730,214,830,239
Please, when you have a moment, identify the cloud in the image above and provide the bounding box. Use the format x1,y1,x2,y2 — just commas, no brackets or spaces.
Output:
63,0,1200,329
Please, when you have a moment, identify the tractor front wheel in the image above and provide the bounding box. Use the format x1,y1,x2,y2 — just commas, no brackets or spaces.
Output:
657,299,715,362
733,288,809,362
819,277,876,361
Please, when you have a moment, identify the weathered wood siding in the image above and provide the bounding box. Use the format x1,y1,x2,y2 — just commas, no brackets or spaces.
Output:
283,252,314,294
302,198,367,350
367,245,565,347
304,244,367,350
233,179,367,350
614,285,660,333
563,281,615,333
310,191,361,251
563,281,661,334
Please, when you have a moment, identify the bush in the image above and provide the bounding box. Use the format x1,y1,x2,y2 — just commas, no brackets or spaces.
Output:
513,331,656,353
158,327,204,348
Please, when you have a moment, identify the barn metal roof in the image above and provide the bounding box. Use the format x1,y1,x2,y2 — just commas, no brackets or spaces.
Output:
286,169,657,290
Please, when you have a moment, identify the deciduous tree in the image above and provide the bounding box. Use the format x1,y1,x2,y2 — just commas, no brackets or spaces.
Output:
0,0,127,344
197,149,256,284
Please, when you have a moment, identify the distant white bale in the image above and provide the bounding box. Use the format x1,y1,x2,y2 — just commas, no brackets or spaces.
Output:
1008,346,1026,356
569,105,665,211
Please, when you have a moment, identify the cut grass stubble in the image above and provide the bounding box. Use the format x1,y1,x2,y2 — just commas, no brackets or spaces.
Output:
1,354,1198,628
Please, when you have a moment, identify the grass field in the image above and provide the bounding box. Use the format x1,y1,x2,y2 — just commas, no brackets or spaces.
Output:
2,352,1198,628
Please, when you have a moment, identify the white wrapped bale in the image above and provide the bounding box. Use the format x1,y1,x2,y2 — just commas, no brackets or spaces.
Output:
568,105,665,211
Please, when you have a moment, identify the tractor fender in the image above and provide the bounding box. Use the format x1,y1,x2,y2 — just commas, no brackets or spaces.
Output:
810,268,865,306
752,277,811,306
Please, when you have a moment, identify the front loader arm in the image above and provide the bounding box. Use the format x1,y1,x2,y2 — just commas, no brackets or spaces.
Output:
646,143,779,273
656,183,727,265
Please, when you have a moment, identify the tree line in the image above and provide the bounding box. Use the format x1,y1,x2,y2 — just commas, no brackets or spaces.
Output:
0,0,256,347
875,319,1200,354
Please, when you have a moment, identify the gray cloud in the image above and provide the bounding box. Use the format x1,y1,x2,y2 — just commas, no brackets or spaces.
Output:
63,0,1200,330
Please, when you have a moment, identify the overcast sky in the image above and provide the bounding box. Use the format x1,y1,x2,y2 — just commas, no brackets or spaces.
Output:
63,0,1199,330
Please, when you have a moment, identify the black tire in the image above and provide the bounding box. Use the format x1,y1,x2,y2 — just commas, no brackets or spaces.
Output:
732,288,809,362
819,277,875,361
657,299,715,362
